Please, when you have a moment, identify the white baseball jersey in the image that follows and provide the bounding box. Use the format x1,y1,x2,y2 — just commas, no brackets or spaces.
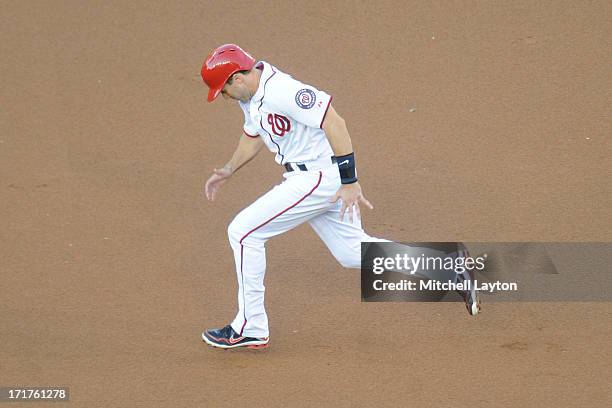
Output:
238,61,334,165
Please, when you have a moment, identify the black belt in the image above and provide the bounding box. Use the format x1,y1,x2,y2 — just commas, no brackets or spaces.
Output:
284,163,308,172
284,157,337,172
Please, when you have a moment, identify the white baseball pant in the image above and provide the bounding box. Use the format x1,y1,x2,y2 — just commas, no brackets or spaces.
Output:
227,159,379,338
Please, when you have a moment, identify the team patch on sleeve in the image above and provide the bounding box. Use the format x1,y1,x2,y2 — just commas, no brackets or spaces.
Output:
295,88,317,109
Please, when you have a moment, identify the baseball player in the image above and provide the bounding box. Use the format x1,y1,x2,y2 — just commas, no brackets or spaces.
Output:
200,44,479,349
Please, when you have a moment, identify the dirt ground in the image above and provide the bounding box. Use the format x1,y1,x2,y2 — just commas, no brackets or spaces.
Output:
2,1,611,406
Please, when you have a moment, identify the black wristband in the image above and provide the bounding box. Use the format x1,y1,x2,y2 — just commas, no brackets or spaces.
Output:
335,153,358,184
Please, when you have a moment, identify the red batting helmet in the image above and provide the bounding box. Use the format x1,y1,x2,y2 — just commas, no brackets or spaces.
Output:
201,44,256,102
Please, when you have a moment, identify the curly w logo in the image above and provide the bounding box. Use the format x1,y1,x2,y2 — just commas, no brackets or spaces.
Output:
267,113,291,137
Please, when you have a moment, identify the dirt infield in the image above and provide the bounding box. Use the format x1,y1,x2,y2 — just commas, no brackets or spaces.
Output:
2,1,610,406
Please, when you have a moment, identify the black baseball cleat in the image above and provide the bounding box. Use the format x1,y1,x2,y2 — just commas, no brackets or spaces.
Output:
456,270,481,316
202,325,269,349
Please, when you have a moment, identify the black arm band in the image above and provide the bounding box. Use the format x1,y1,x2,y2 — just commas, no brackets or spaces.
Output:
335,152,358,184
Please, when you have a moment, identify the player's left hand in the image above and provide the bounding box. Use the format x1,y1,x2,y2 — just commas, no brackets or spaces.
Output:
330,182,374,223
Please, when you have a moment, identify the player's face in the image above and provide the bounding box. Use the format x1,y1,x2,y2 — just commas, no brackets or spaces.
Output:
220,75,250,102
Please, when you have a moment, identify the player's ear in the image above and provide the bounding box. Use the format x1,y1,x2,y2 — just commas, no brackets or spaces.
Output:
232,72,244,84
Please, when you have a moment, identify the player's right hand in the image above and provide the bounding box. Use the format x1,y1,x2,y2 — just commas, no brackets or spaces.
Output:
204,165,233,201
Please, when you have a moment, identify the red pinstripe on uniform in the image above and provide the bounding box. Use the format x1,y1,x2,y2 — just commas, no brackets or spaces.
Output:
243,129,259,138
319,96,333,128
